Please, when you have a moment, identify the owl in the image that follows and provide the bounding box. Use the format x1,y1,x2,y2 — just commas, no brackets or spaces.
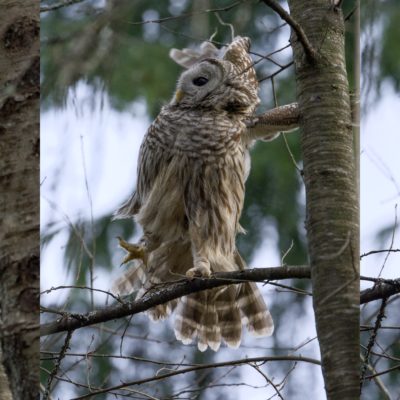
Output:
113,37,274,351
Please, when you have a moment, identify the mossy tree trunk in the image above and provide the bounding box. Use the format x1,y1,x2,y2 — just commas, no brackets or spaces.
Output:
286,2,359,398
0,2,39,399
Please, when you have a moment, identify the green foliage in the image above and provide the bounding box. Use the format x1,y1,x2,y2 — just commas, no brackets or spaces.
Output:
362,0,400,98
239,132,306,265
380,5,400,91
62,217,136,274
41,0,283,115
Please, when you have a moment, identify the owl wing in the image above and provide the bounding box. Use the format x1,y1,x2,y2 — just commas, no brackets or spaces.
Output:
223,37,258,89
114,120,168,219
169,41,220,69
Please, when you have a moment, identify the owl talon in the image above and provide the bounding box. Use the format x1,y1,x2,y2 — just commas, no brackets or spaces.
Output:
117,236,148,266
186,265,211,279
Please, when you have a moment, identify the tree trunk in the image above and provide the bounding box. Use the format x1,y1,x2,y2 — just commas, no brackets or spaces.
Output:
0,2,39,399
286,2,359,399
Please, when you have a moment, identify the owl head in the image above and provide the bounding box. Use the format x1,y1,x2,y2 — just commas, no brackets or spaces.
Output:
170,37,260,115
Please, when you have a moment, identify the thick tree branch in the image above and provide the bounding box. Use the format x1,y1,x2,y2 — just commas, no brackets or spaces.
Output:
261,0,317,62
40,265,400,337
245,102,299,141
360,278,400,304
247,95,360,141
40,265,310,336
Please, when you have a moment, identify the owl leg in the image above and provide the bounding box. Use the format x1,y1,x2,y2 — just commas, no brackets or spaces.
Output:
117,236,148,266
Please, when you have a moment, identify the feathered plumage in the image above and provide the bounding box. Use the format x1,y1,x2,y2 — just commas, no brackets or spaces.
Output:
113,37,274,351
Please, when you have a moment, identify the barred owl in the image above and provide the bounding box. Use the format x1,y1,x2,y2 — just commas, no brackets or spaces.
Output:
113,37,274,351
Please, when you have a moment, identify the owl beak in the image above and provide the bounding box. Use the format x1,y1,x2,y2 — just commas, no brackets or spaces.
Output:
174,89,185,103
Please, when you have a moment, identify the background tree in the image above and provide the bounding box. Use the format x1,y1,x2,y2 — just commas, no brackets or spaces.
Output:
285,0,359,397
0,1,39,399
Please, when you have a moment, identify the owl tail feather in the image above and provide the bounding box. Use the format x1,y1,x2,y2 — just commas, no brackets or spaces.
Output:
174,287,243,352
238,282,274,337
174,283,273,351
111,260,146,296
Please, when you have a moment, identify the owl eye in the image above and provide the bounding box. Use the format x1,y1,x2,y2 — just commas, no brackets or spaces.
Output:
192,77,209,86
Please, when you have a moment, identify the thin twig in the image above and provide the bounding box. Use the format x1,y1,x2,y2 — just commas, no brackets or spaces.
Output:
42,196,94,260
70,356,321,399
281,239,295,265
41,350,199,367
359,354,392,399
80,135,96,309
40,0,87,13
270,77,302,174
365,363,400,380
360,298,387,389
378,204,397,278
40,285,123,304
360,249,400,259
260,0,317,61
43,331,73,399
214,12,235,42
259,61,294,82
123,1,245,26
250,363,285,400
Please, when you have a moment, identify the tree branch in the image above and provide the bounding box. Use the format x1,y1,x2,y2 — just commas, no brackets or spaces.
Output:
360,248,400,259
40,265,310,336
247,95,357,141
40,0,87,13
43,331,72,400
40,264,400,337
70,355,321,399
360,278,400,304
245,102,299,141
260,0,317,62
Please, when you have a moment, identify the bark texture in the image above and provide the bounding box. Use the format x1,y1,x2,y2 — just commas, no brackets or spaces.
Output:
286,2,359,399
0,2,39,399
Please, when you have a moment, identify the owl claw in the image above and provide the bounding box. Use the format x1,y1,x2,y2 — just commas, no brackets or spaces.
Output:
186,265,211,279
117,236,148,266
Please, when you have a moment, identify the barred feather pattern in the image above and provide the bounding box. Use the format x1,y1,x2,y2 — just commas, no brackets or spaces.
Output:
113,37,274,351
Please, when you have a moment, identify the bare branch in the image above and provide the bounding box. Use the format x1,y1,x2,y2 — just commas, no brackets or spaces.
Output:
124,1,244,26
359,354,393,399
40,285,123,303
360,299,387,389
360,279,400,304
43,331,73,399
260,0,317,61
70,355,321,399
40,265,310,336
40,0,87,13
250,363,284,400
40,265,400,336
364,364,400,380
360,249,400,259
258,61,294,82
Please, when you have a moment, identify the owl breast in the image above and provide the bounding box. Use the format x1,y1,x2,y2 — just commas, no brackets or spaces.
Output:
136,107,246,254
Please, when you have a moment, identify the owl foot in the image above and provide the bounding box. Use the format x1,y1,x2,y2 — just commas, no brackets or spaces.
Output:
117,236,148,266
186,265,211,279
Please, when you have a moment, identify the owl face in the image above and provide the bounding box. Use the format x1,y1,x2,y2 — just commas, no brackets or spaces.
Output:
170,39,259,115
171,59,225,107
